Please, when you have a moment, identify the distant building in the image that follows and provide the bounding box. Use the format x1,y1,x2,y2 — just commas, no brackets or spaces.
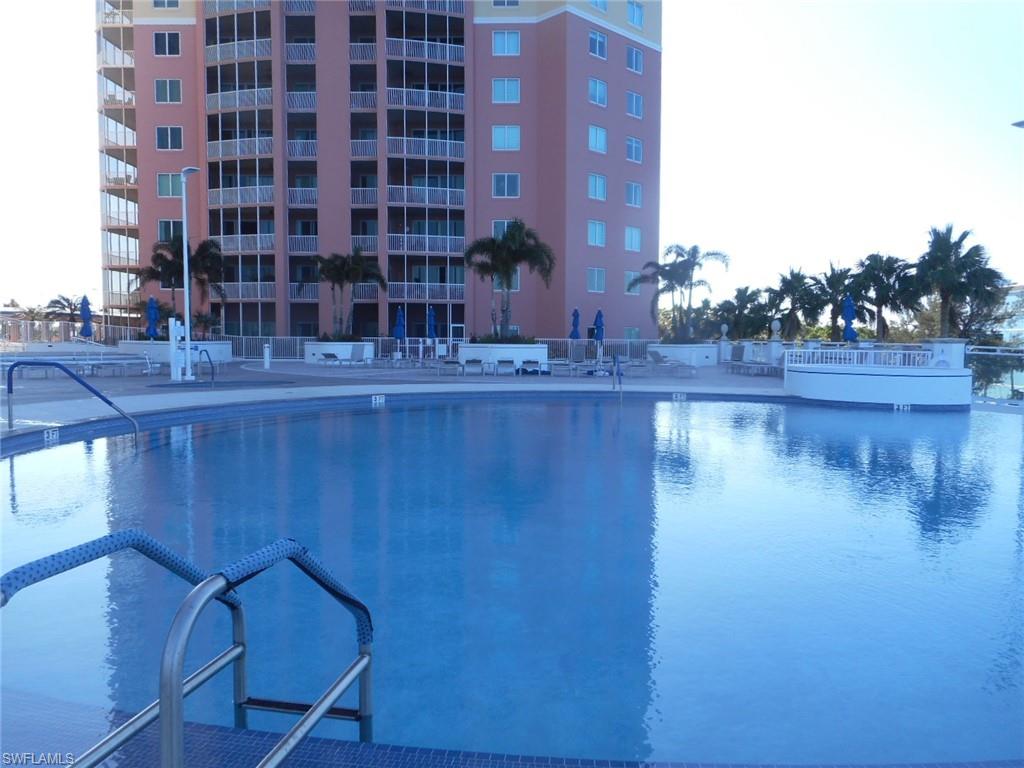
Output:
999,284,1024,342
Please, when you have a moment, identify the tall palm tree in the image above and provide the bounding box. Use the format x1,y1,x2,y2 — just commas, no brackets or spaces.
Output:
628,259,688,338
856,253,918,340
712,286,765,339
465,218,555,338
810,263,873,341
663,244,729,339
45,295,81,323
916,225,1002,337
333,249,388,336
768,269,826,340
316,253,347,334
138,236,223,319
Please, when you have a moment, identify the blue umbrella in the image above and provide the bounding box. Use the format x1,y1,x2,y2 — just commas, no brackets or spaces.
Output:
593,309,605,342
393,306,406,340
79,295,94,338
841,294,859,342
145,296,160,339
426,306,438,339
569,308,581,339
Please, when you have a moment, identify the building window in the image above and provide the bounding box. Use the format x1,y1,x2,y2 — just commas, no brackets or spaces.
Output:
588,124,607,154
588,173,607,201
625,271,641,295
156,126,183,150
492,124,521,151
627,91,644,119
492,0,519,5
587,220,606,247
492,173,521,198
492,30,520,56
154,0,179,7
590,0,608,10
492,219,513,237
628,0,644,27
494,266,521,291
587,77,607,107
625,226,641,252
627,46,644,74
157,173,183,197
158,219,183,242
155,78,182,103
154,31,180,56
625,181,642,207
492,78,521,104
588,30,607,59
626,135,643,163
624,326,640,340
587,267,606,293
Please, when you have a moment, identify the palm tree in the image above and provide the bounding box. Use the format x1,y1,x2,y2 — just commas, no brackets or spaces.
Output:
663,244,729,339
712,286,765,339
465,218,555,338
916,225,1003,337
810,264,873,342
856,253,918,340
628,259,688,338
316,253,347,334
768,269,826,340
192,312,217,339
17,306,47,321
139,236,224,319
45,295,81,323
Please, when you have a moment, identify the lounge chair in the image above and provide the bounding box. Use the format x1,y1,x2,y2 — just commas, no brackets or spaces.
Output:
549,343,586,376
495,359,516,376
436,359,463,376
648,349,698,378
342,345,366,366
318,351,346,366
463,358,484,375
520,359,542,375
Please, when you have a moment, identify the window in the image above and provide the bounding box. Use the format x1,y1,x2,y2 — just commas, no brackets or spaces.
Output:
157,173,182,197
492,124,521,151
590,0,608,10
625,271,641,295
154,0,179,7
492,30,520,56
155,79,181,103
494,266,521,292
158,219,183,242
627,45,644,74
624,326,640,340
587,267,606,293
588,30,607,59
154,32,180,56
156,125,183,150
587,173,607,201
628,0,644,27
626,135,643,162
627,91,644,119
587,220,606,247
492,0,519,5
588,78,607,107
492,78,521,104
588,124,607,154
625,226,641,251
625,181,642,207
492,173,521,198
492,219,513,237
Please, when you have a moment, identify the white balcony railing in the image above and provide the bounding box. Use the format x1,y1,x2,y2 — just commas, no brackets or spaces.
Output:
385,136,464,159
350,139,378,157
285,43,316,62
386,87,465,111
785,348,934,369
286,91,317,111
99,8,133,25
215,234,276,252
205,87,273,110
288,282,319,300
387,234,464,254
205,0,271,13
351,188,378,205
349,91,377,109
220,282,276,300
208,185,274,206
101,89,135,107
388,282,465,301
349,0,374,10
99,47,134,67
350,43,376,61
205,38,273,63
385,37,465,63
206,137,273,158
352,283,380,301
283,0,314,13
103,212,139,227
385,0,465,13
287,187,318,206
351,235,378,252
288,235,319,253
287,139,318,158
387,185,464,207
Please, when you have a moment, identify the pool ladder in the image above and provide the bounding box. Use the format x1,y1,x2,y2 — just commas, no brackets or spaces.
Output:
0,530,374,768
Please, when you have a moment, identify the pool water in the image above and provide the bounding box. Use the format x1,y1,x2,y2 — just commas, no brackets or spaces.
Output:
2,399,1022,763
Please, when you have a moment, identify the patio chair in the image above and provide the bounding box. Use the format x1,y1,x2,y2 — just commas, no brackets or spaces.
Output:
318,351,346,366
436,359,463,376
463,358,484,375
520,359,542,376
342,345,367,366
648,349,698,378
495,359,516,376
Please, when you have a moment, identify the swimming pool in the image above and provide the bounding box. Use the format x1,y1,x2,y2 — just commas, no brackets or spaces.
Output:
2,397,1022,763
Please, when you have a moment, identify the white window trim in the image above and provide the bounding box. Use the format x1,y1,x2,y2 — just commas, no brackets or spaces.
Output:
157,173,183,198
491,77,521,104
155,78,182,104
588,30,607,60
587,220,606,247
625,227,642,252
156,125,183,151
493,265,521,292
625,271,641,295
492,30,521,56
587,267,607,293
625,182,642,208
626,46,644,74
627,91,643,119
588,173,607,201
492,124,521,151
626,137,643,163
588,125,607,155
492,173,521,199
588,77,608,108
154,31,181,57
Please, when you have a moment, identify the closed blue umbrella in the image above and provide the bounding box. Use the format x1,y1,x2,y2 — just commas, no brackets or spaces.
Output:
569,308,580,339
79,295,94,338
427,305,438,339
145,296,160,339
593,309,605,342
841,294,859,342
393,306,406,340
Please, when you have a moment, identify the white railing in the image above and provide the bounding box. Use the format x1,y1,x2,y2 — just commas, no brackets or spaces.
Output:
103,212,139,227
207,334,316,359
784,348,933,368
101,89,135,106
99,47,134,67
350,43,376,61
385,38,465,63
283,0,314,12
352,283,379,301
385,0,465,13
208,186,274,206
386,87,465,111
205,87,272,110
388,282,465,301
351,187,378,205
102,173,138,186
351,235,378,252
541,338,653,362
288,282,319,300
215,233,276,252
220,282,276,300
99,9,132,25
288,235,319,253
349,0,374,10
350,139,378,157
349,91,377,109
286,91,317,111
287,187,318,206
386,136,464,159
206,137,273,158
205,38,273,63
0,319,139,347
285,43,316,62
387,234,464,254
287,139,318,158
387,185,464,207
206,0,271,13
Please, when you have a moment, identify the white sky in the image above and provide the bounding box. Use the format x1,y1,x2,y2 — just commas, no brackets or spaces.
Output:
0,0,1021,309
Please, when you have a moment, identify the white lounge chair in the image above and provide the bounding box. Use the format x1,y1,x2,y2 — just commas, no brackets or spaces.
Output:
648,349,697,378
495,359,516,376
318,351,347,366
520,359,542,375
463,358,484,375
342,345,366,366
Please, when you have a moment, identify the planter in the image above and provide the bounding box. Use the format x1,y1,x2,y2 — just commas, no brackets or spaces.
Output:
647,343,718,367
117,340,233,363
457,343,548,368
304,341,375,364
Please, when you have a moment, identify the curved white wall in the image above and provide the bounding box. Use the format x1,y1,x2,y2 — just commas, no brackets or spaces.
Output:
785,365,972,408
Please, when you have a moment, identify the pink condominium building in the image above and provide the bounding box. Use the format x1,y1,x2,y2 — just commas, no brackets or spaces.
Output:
98,0,661,339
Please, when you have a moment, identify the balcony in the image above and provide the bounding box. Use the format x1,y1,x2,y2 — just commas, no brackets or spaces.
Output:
350,43,376,61
103,212,139,228
385,0,465,13
385,136,464,160
352,283,380,301
215,234,276,252
205,87,273,111
351,187,378,206
102,130,137,149
99,47,134,67
386,87,464,111
101,89,135,107
288,235,319,253
205,38,273,63
285,43,316,62
207,137,273,159
287,139,318,158
102,171,138,186
205,0,271,12
349,0,374,11
350,139,378,158
388,282,465,302
287,187,318,206
385,38,464,64
283,0,315,13
220,282,276,300
208,185,274,206
99,8,133,25
387,186,464,207
350,91,377,110
288,282,319,301
286,91,317,111
387,234,464,254
351,235,378,252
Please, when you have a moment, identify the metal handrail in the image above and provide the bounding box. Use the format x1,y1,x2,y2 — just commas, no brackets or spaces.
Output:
5,361,140,441
196,348,216,387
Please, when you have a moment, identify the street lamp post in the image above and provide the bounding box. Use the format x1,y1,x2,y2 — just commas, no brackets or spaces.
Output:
180,166,201,381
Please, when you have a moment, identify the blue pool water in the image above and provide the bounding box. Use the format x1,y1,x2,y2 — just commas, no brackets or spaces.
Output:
2,398,1022,763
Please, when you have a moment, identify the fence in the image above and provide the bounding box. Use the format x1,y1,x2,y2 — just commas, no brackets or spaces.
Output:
1,319,136,347
784,347,933,368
